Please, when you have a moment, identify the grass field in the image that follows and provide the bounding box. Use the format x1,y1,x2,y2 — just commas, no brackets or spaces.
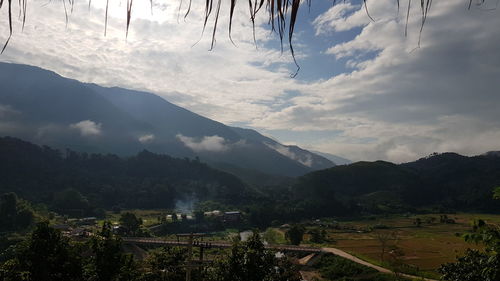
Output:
322,213,500,275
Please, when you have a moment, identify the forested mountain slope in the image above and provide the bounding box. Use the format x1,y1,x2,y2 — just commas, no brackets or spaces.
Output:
0,62,335,177
292,153,500,215
0,137,251,216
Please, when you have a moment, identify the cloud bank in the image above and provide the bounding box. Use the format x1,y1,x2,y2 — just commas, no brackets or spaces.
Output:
139,134,155,143
253,0,500,162
0,104,19,118
70,120,102,136
176,134,229,153
265,142,313,167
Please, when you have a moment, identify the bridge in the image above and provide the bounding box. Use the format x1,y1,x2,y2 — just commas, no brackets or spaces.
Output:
123,237,437,281
122,237,322,253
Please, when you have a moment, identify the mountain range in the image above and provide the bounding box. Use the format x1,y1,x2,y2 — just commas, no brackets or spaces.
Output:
0,62,339,178
291,152,500,215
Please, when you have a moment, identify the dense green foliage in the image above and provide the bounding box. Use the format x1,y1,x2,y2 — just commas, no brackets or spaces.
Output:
0,222,84,281
119,213,143,236
0,193,35,232
439,189,500,281
314,254,377,280
285,224,305,245
236,153,500,226
0,224,300,281
85,222,139,281
140,247,189,281
290,153,500,219
308,228,328,244
0,222,140,281
317,254,376,279
313,253,410,280
494,186,500,200
439,249,499,281
0,137,251,216
206,231,301,281
2,136,500,229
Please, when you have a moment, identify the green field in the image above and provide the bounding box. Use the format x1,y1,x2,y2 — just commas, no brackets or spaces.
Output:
314,213,500,276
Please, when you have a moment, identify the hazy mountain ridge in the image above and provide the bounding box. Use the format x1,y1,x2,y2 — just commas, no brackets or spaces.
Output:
0,136,250,211
0,62,335,177
310,150,352,165
292,152,500,213
484,151,500,158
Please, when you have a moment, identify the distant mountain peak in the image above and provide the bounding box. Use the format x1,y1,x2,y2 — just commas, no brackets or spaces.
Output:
484,151,500,158
0,62,334,178
310,150,352,165
264,142,314,167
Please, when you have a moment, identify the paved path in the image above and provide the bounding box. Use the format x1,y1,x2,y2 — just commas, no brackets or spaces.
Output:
321,247,438,281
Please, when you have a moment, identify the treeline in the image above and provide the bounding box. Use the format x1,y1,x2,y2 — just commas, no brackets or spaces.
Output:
242,153,500,226
0,137,252,217
2,136,500,226
0,193,35,232
289,154,500,217
0,222,301,281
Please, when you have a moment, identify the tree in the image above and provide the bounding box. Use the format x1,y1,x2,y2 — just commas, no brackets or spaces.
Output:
84,222,136,281
194,211,205,223
309,228,328,244
263,228,282,244
439,249,499,281
494,186,500,200
439,188,500,281
0,222,83,281
0,192,34,231
206,231,300,281
141,247,188,281
171,213,178,222
119,212,142,236
375,231,397,263
180,213,188,222
53,188,89,216
285,224,305,246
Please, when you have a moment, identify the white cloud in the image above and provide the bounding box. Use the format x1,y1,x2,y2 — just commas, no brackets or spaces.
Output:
138,134,155,143
251,0,500,162
265,142,313,167
1,0,499,163
70,120,102,136
0,104,19,117
0,0,301,126
313,2,366,35
176,134,229,152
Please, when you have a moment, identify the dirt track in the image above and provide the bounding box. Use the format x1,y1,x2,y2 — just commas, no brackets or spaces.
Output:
321,247,438,281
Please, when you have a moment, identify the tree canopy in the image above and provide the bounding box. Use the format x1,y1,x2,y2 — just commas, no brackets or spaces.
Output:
438,188,500,281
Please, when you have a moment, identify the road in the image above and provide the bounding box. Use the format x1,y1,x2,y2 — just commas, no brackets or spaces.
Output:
123,237,438,281
321,247,438,281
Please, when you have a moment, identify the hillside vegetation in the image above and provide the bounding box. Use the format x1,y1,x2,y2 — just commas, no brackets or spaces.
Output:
292,153,500,216
0,137,251,217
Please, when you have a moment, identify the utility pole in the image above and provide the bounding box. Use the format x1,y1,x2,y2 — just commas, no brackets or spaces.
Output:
177,233,211,281
185,233,193,281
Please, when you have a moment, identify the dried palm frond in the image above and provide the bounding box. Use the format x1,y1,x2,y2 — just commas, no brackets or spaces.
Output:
0,0,490,73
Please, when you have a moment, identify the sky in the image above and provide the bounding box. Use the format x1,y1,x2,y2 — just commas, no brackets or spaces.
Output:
0,0,499,163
